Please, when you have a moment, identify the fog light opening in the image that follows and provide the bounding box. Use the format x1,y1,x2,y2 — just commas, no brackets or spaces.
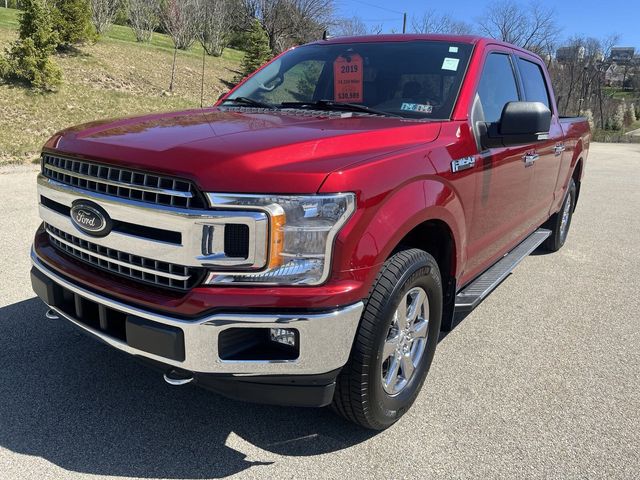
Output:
218,328,299,360
270,328,297,347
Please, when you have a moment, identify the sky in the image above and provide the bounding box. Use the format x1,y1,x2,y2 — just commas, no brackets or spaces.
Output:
334,0,640,49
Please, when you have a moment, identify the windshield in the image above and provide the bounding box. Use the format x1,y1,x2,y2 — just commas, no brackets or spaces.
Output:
225,40,473,119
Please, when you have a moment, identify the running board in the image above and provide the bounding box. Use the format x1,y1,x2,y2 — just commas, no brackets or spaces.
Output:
455,228,551,312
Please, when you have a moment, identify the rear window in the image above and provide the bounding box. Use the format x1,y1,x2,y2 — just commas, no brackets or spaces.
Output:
517,58,551,109
227,40,474,119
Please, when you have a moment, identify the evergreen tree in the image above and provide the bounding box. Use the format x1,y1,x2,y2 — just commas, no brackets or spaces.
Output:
51,0,96,49
238,20,272,80
0,0,62,91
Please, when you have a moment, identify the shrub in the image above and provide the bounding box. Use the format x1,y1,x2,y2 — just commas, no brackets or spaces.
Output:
3,37,63,90
627,103,637,124
580,109,595,130
611,101,626,131
128,0,159,42
0,0,62,91
51,0,96,49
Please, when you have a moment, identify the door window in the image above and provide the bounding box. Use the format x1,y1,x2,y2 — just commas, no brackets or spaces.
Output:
477,53,520,123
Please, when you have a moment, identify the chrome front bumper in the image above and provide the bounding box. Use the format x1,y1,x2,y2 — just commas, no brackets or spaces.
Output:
31,248,364,376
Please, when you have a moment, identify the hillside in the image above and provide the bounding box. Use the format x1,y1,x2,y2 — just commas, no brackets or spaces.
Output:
0,7,243,166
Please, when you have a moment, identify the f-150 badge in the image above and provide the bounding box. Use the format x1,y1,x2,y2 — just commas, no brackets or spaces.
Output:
451,156,476,173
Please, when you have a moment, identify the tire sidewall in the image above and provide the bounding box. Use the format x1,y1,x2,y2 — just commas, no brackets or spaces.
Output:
368,255,442,427
558,179,577,247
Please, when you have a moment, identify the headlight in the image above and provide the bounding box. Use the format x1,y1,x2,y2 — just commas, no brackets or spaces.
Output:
204,193,356,285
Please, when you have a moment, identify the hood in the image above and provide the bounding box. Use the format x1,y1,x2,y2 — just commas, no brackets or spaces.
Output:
50,108,442,193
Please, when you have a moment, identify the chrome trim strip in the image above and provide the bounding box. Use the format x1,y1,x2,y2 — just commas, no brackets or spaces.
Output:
32,247,364,375
44,164,193,198
38,175,269,269
46,227,191,281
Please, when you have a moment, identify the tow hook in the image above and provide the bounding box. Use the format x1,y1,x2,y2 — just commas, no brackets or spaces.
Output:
45,309,59,320
163,368,194,386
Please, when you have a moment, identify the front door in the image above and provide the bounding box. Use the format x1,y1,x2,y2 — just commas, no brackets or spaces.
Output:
465,50,535,279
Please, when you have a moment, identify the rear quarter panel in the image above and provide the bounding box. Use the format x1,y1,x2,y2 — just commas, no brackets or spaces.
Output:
553,118,590,213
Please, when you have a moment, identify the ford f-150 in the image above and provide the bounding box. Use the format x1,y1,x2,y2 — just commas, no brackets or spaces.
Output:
30,34,590,429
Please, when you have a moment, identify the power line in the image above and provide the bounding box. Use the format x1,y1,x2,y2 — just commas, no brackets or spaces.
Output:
339,0,404,16
360,17,402,22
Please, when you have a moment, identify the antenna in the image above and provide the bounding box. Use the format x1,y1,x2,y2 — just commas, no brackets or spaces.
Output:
200,1,208,108
323,30,328,40
200,46,206,108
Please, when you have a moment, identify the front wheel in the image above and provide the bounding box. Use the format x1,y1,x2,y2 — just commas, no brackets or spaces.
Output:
332,249,442,430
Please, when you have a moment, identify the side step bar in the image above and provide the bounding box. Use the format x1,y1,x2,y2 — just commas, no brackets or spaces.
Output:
455,228,551,313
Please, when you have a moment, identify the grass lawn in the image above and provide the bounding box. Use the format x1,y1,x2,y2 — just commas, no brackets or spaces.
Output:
0,7,243,166
625,120,640,133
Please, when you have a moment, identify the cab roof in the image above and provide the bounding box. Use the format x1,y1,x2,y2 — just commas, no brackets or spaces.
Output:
307,34,539,58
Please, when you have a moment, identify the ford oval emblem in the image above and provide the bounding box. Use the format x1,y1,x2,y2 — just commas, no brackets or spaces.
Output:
70,200,112,237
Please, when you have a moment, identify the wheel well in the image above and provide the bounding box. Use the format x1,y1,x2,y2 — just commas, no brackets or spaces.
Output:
572,158,583,210
393,220,457,330
573,158,583,183
393,220,456,282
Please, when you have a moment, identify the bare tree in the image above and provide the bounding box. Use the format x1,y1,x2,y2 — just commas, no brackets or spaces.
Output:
159,0,200,92
549,33,622,129
242,0,334,52
128,0,159,42
196,0,236,56
411,10,473,35
331,16,368,37
91,0,121,35
161,0,199,50
477,0,560,56
551,36,604,115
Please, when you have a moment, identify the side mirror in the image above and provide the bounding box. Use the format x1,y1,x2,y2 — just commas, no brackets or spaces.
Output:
481,101,551,149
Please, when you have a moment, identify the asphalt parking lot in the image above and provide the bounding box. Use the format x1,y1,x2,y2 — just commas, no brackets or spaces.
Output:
0,142,638,479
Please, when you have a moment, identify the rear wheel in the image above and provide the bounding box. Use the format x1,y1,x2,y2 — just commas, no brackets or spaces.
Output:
332,248,442,430
543,178,576,252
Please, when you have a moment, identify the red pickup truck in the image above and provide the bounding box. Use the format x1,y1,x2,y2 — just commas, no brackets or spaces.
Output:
31,34,589,429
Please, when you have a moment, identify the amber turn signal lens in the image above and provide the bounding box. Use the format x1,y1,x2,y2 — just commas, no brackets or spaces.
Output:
268,212,286,269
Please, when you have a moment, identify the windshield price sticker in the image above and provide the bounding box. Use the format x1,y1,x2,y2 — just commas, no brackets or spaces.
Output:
334,53,364,103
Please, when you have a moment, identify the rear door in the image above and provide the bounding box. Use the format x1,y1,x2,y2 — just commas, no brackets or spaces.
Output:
465,49,535,278
515,55,565,226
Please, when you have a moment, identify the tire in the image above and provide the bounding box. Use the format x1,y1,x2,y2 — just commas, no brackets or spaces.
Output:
543,178,576,252
332,248,442,430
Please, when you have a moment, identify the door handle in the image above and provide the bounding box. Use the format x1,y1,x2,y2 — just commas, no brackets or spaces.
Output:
553,144,566,156
523,153,539,167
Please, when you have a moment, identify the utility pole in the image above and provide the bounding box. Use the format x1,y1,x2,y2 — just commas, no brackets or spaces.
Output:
402,13,407,33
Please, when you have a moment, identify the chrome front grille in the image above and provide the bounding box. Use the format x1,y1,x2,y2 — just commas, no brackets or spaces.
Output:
42,154,206,209
45,224,204,290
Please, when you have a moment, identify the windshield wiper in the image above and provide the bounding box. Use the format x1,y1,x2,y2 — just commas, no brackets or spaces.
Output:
222,96,278,109
281,100,401,118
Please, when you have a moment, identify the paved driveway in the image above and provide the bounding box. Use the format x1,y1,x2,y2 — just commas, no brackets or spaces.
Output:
0,143,638,479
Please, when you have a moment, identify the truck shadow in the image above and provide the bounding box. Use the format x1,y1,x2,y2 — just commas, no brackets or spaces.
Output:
0,298,375,479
